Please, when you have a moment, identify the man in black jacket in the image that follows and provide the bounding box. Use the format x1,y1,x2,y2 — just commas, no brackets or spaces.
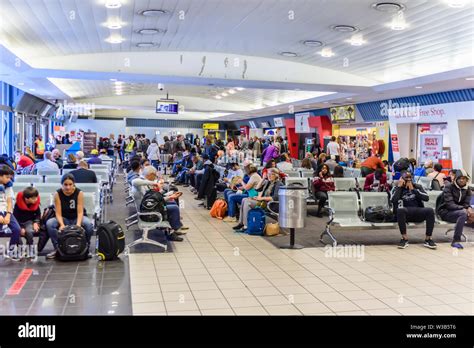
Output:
197,156,219,208
391,171,436,249
437,169,472,249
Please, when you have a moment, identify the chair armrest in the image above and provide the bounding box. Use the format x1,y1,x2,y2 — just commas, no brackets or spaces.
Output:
267,201,279,216
137,211,163,222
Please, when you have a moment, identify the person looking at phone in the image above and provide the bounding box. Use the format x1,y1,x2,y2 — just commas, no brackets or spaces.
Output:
390,172,436,249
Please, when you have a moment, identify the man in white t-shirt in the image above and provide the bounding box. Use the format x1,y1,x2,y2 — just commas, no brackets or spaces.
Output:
326,136,340,162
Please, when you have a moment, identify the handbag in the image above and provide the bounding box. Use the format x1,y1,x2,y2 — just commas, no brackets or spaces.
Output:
256,200,267,210
264,222,280,236
364,206,394,223
467,207,474,225
246,188,258,198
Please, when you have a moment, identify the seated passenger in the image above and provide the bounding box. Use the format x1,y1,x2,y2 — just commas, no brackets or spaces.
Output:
301,158,313,170
88,149,103,165
13,187,41,250
333,165,344,178
312,164,335,218
132,166,186,241
127,160,141,185
391,172,436,250
46,174,94,259
52,149,64,169
364,168,388,192
276,153,293,171
0,165,22,260
437,169,472,249
15,150,35,171
193,154,212,193
233,168,283,232
75,151,85,163
427,163,446,190
63,154,78,169
98,149,113,161
186,155,204,190
223,164,262,222
35,151,61,174
70,161,98,183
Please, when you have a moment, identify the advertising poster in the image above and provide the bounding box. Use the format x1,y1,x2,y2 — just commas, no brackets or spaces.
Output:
295,112,310,133
420,134,443,162
274,117,284,127
391,134,399,152
82,132,97,156
330,105,355,123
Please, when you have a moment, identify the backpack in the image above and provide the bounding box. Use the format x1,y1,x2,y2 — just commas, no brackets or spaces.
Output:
431,173,442,191
38,205,56,252
210,199,227,219
57,225,89,261
96,221,125,261
393,158,410,173
246,208,266,236
364,206,394,223
140,190,167,222
103,138,111,149
414,167,426,177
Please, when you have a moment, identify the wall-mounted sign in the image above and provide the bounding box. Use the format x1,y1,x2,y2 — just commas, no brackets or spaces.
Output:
249,121,257,129
330,105,355,123
274,117,284,127
391,134,399,153
420,134,443,162
260,121,271,128
295,112,310,133
82,132,97,156
202,123,219,130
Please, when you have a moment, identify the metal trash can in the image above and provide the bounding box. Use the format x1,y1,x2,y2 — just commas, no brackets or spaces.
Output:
278,184,307,229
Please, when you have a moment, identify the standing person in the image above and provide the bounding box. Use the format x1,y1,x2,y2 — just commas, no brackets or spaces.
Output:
261,142,280,167
312,164,335,218
0,165,22,260
310,138,321,157
115,135,123,163
45,174,94,259
390,172,436,249
226,137,235,155
240,135,249,151
46,134,56,152
326,136,340,162
33,135,45,160
147,139,161,169
427,163,446,190
253,136,262,160
437,169,472,249
107,134,115,157
360,155,385,177
62,134,72,145
125,136,135,157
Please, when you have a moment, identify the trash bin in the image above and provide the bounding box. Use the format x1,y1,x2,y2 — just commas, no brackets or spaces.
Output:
278,184,307,229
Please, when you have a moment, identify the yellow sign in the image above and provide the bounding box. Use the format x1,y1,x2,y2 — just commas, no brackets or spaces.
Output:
202,123,219,130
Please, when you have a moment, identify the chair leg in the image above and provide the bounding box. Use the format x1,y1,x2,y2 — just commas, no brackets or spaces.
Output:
320,225,337,247
125,228,168,254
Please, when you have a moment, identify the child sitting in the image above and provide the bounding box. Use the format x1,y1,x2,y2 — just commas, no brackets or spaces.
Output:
13,186,41,248
0,165,21,260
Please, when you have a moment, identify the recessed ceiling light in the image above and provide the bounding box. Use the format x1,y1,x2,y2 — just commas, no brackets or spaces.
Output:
331,25,358,33
448,0,467,8
221,92,229,97
346,98,353,100
215,95,222,99
323,102,329,104
106,21,123,30
105,0,122,9
372,2,405,12
415,86,423,89
110,78,118,82
18,82,24,86
29,89,36,91
136,42,157,48
465,77,474,80
319,47,335,57
302,40,323,47
390,12,408,30
347,34,366,46
279,52,298,57
228,89,236,94
106,36,124,44
235,87,245,91
139,9,167,17
137,28,166,35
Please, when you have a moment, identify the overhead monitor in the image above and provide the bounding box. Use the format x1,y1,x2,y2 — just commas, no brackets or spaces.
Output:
156,100,179,114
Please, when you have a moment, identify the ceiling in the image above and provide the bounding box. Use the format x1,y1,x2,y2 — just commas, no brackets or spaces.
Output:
0,0,473,121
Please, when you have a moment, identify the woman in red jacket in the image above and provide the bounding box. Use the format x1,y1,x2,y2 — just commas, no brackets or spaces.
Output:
312,164,335,217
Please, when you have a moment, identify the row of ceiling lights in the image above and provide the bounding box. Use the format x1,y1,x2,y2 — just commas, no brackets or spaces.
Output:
104,1,167,46
279,1,470,59
214,87,245,99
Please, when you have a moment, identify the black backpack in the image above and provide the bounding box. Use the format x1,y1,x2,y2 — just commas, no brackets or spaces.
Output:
431,173,442,191
393,158,410,173
96,221,125,261
140,190,167,222
364,206,394,223
57,225,89,261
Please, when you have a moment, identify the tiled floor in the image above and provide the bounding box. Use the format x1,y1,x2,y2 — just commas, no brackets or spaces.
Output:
0,256,132,315
130,188,474,316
